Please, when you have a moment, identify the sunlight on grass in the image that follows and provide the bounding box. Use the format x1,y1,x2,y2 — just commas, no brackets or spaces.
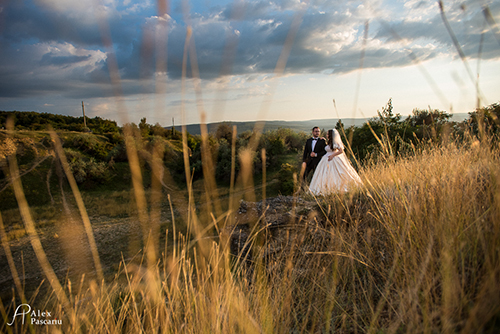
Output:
1,128,499,333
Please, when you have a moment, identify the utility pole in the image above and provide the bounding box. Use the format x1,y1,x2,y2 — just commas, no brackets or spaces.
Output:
82,101,87,129
172,117,174,136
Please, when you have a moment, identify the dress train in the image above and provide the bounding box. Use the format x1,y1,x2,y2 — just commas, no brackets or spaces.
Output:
309,144,362,195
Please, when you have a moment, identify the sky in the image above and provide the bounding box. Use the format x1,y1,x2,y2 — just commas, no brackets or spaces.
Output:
0,0,499,126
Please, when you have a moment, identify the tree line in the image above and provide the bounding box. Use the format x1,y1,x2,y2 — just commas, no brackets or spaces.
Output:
339,99,499,162
0,111,119,133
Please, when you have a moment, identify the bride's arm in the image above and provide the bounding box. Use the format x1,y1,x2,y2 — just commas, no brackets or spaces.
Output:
327,147,343,161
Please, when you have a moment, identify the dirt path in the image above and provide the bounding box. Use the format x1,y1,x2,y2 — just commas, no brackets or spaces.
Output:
0,216,143,302
1,194,316,306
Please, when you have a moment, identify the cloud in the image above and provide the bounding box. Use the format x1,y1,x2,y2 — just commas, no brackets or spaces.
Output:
0,0,498,104
0,42,107,98
36,0,114,14
40,54,92,66
373,1,500,61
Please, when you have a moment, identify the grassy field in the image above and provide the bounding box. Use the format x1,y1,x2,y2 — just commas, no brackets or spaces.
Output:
1,126,499,333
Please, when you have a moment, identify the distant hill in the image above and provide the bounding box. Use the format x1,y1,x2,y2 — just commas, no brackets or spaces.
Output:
167,114,470,135
1,110,469,135
167,118,367,136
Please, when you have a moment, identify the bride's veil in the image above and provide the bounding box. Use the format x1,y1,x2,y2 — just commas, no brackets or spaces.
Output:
332,129,344,150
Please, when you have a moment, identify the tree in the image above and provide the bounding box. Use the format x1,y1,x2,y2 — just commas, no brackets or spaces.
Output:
152,122,167,137
335,119,344,133
215,138,236,184
139,117,151,138
215,122,233,142
468,103,500,136
376,98,401,125
406,108,452,127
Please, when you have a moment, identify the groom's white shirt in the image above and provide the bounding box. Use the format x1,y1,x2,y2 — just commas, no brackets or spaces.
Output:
311,137,319,152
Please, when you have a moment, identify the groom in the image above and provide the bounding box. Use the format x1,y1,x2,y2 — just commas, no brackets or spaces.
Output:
302,126,327,182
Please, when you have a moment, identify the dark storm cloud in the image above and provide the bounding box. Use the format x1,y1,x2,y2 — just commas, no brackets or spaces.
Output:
2,2,102,46
0,71,76,98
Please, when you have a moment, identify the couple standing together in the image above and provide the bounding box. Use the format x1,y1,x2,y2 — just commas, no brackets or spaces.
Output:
302,127,362,196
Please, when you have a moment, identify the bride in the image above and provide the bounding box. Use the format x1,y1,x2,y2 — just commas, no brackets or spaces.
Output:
309,129,362,196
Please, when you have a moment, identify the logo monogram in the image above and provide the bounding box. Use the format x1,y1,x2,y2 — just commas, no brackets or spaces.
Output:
7,304,31,326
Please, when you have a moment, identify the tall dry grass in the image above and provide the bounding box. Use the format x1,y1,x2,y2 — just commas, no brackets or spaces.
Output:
2,125,499,333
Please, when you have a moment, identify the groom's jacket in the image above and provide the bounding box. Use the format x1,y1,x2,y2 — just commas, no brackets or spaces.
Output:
303,137,327,169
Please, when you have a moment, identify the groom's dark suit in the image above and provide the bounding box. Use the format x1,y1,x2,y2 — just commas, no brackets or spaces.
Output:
302,136,327,181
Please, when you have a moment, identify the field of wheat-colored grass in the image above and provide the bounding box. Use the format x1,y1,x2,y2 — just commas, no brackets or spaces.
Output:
1,124,499,333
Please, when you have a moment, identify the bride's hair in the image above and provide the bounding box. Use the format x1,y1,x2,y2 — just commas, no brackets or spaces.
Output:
327,129,334,150
329,129,344,150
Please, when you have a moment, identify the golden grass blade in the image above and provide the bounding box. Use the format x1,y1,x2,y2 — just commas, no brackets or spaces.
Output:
49,130,104,283
181,27,194,209
148,143,163,265
209,0,246,122
149,0,172,267
476,21,485,109
0,296,16,334
0,155,51,194
181,2,223,220
304,251,371,268
438,1,487,105
122,128,156,265
0,212,27,306
238,148,257,204
45,159,55,205
482,5,500,47
93,0,161,288
6,133,74,325
261,148,266,215
228,125,238,226
154,0,169,99
248,3,307,150
94,2,156,272
333,99,361,168
374,18,450,110
352,20,369,122
178,22,209,260
364,118,389,158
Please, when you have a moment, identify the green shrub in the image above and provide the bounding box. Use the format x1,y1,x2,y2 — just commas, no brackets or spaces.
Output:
64,148,110,184
216,138,237,184
277,162,297,195
64,133,112,161
107,142,128,162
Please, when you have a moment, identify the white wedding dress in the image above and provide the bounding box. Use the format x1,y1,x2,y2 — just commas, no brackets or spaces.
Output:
309,144,362,196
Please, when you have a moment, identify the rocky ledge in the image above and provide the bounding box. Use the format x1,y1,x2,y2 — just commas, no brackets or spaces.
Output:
226,195,333,265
